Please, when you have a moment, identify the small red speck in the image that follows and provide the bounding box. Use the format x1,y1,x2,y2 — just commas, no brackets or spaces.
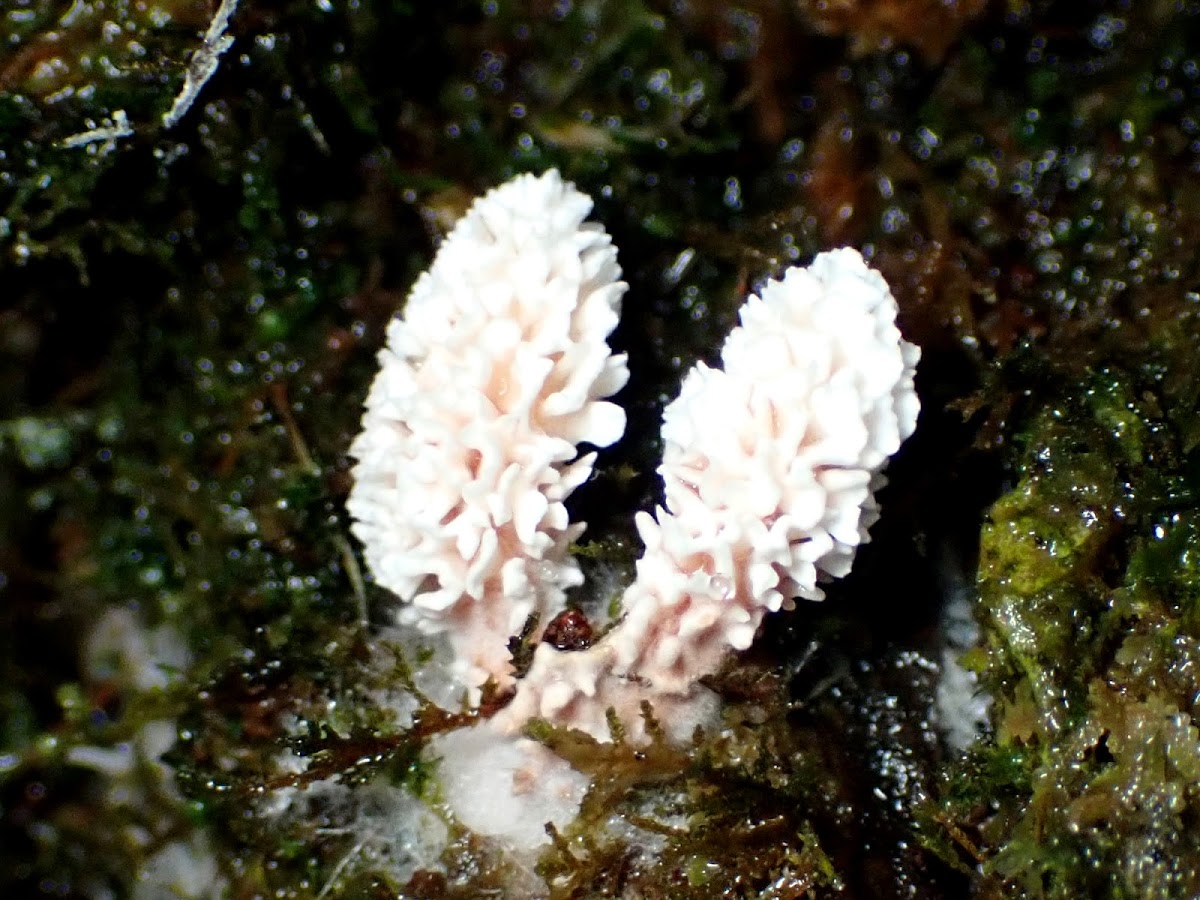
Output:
542,609,594,650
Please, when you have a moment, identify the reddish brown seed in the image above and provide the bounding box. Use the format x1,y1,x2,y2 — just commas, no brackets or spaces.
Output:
542,609,594,651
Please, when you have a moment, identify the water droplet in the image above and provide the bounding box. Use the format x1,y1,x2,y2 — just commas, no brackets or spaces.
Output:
708,574,734,600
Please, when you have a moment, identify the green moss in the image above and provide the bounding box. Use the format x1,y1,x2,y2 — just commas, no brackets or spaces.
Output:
930,357,1200,895
530,710,846,898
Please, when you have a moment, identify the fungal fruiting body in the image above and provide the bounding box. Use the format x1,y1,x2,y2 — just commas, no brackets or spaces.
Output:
346,170,629,698
347,172,922,856
494,247,920,740
347,169,920,744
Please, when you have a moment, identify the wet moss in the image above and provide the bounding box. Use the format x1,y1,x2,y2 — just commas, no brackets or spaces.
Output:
925,358,1200,896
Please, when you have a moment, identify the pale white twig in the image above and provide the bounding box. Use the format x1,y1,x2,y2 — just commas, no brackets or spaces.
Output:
61,110,133,151
315,830,374,900
162,0,241,129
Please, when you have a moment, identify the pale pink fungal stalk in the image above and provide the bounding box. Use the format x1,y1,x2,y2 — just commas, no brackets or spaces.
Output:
347,170,629,698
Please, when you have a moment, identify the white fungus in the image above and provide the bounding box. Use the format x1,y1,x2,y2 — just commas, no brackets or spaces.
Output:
347,172,923,871
347,169,629,698
427,725,589,851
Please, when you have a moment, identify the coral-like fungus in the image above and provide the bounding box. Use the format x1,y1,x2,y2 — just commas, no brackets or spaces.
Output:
347,170,629,697
348,171,919,751
496,247,920,740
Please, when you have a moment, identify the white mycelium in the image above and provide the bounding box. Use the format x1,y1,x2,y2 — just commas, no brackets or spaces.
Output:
495,247,920,740
347,170,629,697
